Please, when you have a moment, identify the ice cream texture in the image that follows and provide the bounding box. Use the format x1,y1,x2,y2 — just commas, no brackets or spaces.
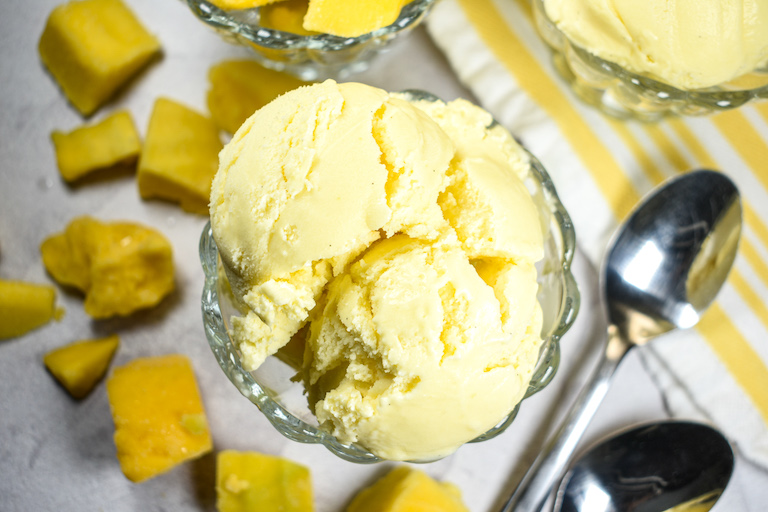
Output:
543,0,768,90
210,80,546,460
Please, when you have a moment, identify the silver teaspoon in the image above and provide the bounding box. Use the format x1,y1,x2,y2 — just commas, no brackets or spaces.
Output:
501,169,742,511
554,421,734,512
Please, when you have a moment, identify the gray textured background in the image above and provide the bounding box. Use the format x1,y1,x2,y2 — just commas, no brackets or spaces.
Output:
1,0,764,510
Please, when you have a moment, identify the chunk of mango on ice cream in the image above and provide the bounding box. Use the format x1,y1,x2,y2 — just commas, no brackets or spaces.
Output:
207,0,408,36
44,334,119,399
304,0,406,37
216,450,313,512
138,98,223,214
259,0,319,35
106,354,212,483
40,216,174,318
0,280,60,340
51,110,141,183
38,0,160,116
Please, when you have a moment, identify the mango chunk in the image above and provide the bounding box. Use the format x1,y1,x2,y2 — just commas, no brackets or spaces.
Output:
207,60,307,134
40,216,174,318
44,334,119,399
38,0,161,116
137,98,223,214
207,0,274,9
347,466,469,512
51,111,141,182
216,450,313,512
260,0,319,35
106,354,212,483
303,0,405,37
0,280,59,340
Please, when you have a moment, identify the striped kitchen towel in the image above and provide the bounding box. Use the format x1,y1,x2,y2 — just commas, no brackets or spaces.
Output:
426,0,768,469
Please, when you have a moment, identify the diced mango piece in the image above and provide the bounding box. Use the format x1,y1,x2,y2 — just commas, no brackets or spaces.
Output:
44,334,119,398
303,0,405,37
207,60,307,134
260,0,319,35
0,280,59,340
137,98,223,214
106,354,212,483
40,216,174,319
51,110,141,182
38,0,161,116
207,0,274,9
216,450,313,512
347,466,469,512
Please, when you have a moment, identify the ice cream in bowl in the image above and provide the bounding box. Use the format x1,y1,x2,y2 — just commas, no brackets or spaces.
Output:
200,80,579,462
183,0,436,80
534,0,768,120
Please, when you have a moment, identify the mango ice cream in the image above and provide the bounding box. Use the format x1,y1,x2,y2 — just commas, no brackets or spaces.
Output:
209,80,546,460
543,0,768,90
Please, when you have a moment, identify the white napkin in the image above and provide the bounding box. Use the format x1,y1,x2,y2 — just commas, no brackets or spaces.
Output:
426,0,768,469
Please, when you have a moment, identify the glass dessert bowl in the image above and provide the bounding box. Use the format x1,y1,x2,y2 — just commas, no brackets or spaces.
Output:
533,0,768,121
183,0,436,80
199,90,579,463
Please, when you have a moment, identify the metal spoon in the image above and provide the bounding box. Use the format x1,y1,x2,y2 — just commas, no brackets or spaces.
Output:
501,169,742,511
554,421,734,512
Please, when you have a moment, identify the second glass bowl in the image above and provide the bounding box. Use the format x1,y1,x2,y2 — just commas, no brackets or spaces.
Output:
533,0,768,121
183,0,436,80
200,92,580,463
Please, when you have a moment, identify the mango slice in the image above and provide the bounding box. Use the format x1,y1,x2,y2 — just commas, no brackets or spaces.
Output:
106,354,212,483
0,280,59,340
207,0,274,9
216,450,313,512
44,334,119,399
347,466,469,512
38,0,161,116
303,0,405,37
207,60,307,134
260,0,319,35
51,111,141,182
137,98,223,214
40,216,174,318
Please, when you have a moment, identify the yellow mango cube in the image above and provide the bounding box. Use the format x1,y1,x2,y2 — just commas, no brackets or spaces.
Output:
40,216,174,318
260,0,319,35
207,0,275,10
0,280,60,340
44,334,119,399
106,354,212,483
38,0,161,116
51,110,141,182
137,98,223,214
303,0,405,37
216,450,313,512
207,60,307,134
347,466,469,512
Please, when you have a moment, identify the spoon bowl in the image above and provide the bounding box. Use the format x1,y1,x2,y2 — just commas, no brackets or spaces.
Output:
554,421,734,512
604,170,742,344
501,170,742,511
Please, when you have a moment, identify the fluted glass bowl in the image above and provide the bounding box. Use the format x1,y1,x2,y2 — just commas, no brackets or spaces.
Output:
533,0,768,121
199,91,580,463
183,0,436,80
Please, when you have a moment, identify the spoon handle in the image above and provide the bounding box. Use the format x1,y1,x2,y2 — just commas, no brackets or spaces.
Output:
500,330,630,512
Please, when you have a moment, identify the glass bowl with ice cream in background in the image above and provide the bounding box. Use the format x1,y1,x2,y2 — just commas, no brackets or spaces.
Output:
200,81,579,463
183,0,436,80
533,0,768,121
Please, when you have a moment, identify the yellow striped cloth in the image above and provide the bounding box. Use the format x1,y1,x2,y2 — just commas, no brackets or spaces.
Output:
426,0,768,468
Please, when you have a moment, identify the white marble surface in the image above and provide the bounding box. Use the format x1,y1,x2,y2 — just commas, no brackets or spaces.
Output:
1,0,764,510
